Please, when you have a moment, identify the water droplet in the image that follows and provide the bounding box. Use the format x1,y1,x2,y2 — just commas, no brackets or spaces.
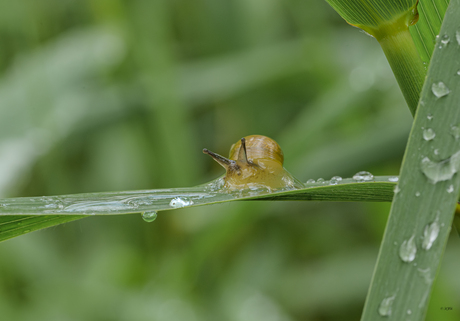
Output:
420,150,460,184
394,185,400,194
399,235,417,263
456,70,460,76
378,295,396,317
423,128,436,141
422,219,440,250
434,149,439,155
427,113,433,121
306,179,315,184
447,184,454,193
418,267,432,284
329,176,342,185
142,211,158,222
388,176,399,182
415,191,420,197
169,197,193,208
407,309,412,315
441,34,450,46
456,29,460,45
317,178,324,183
353,171,374,182
432,82,450,98
450,125,460,140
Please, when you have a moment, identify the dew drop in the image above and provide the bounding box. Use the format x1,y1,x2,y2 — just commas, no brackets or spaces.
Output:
378,295,396,317
420,150,460,184
388,176,399,182
422,219,440,250
427,113,433,121
415,191,420,197
142,211,158,222
450,125,460,140
393,185,400,194
317,178,324,183
457,70,460,76
329,176,342,185
447,184,454,193
431,82,450,98
407,309,412,315
169,197,194,208
434,149,439,155
418,267,432,284
456,29,460,45
399,235,417,263
306,179,315,184
353,171,374,182
441,34,450,46
422,128,436,141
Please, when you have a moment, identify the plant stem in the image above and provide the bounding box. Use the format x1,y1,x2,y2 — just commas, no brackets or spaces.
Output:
376,26,426,116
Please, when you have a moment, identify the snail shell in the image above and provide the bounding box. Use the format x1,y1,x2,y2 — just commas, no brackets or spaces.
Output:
203,135,302,191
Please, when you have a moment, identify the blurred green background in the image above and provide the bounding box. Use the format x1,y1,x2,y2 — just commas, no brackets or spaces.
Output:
0,0,458,320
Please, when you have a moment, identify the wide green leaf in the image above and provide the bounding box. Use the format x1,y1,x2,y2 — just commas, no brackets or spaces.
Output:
361,0,460,319
324,0,425,116
410,0,450,64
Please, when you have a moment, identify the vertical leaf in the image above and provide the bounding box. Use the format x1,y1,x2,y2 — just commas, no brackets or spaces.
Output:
361,0,460,319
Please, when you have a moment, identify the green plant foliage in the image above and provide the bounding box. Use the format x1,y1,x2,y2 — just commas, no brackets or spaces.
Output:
410,0,450,64
324,0,418,33
324,0,425,116
2,0,458,320
0,177,397,242
361,0,460,319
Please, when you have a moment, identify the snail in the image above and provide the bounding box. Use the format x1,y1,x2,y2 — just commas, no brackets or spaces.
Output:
203,135,303,191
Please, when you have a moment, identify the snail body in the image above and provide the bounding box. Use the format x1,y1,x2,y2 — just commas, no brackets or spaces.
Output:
203,135,303,191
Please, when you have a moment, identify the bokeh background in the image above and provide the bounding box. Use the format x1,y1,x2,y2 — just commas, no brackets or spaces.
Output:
0,0,459,320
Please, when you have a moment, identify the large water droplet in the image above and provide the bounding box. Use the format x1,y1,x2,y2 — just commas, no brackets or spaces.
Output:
432,82,450,98
170,197,194,208
306,179,315,184
423,128,436,141
329,176,342,185
142,211,158,222
353,171,374,182
420,150,460,184
378,295,396,317
393,185,400,194
388,176,399,182
450,125,460,140
447,184,454,193
457,70,460,76
317,178,324,183
427,113,433,121
399,235,417,263
422,219,440,250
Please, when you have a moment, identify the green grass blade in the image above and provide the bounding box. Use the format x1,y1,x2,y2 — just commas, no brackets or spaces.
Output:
0,215,86,243
361,0,460,319
410,0,450,64
0,176,397,242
